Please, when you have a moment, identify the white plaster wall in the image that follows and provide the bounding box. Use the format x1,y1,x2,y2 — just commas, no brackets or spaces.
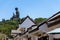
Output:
35,36,38,40
11,30,21,33
31,36,35,40
48,34,60,40
31,35,38,40
48,34,54,40
53,34,60,38
32,26,37,30
39,23,49,32
23,38,28,40
19,18,35,31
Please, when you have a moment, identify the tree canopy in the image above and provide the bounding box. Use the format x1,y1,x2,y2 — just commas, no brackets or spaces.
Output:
34,18,47,24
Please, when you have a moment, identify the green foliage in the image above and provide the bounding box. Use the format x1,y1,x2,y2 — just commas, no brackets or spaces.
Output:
20,17,25,24
0,19,19,37
34,18,47,24
0,17,47,37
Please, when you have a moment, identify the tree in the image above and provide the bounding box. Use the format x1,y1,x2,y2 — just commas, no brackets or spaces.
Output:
34,18,47,24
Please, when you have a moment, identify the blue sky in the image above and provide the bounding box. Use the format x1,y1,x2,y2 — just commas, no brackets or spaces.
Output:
0,0,60,21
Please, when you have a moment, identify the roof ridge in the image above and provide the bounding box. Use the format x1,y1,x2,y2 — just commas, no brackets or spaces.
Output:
20,16,36,24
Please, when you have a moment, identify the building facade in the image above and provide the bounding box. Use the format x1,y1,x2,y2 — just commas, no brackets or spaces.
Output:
11,11,60,40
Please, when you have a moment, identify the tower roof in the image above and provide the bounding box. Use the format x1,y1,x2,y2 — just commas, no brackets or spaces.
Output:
20,16,36,24
19,16,36,28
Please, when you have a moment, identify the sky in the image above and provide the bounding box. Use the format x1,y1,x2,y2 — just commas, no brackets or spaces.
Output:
0,0,60,21
0,0,60,32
